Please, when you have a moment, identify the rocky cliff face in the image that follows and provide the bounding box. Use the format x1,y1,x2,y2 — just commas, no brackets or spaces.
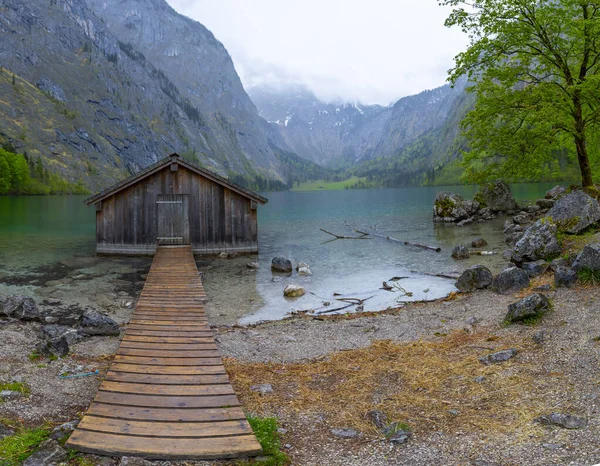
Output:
249,80,468,168
0,0,288,190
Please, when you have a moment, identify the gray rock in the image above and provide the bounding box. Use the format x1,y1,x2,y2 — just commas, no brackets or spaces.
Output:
491,267,530,295
572,243,600,272
533,284,551,292
283,285,305,298
1,390,22,400
250,384,273,395
0,424,15,439
471,238,488,248
246,262,260,270
50,420,79,442
455,265,493,293
474,376,486,383
479,348,518,365
547,190,600,234
554,266,578,288
537,413,586,429
384,424,412,444
433,192,479,222
22,439,67,466
451,245,470,260
536,198,555,209
457,217,474,227
38,335,70,358
80,310,120,336
512,220,561,263
297,266,313,276
41,325,84,345
40,305,84,326
271,257,293,273
296,262,310,271
505,293,550,323
0,296,40,321
474,181,518,212
550,257,568,271
330,428,359,438
545,185,567,199
120,457,154,466
526,205,541,213
533,330,547,344
513,214,531,225
522,260,549,277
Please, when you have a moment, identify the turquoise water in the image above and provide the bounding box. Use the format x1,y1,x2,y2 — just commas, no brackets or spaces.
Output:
0,184,558,322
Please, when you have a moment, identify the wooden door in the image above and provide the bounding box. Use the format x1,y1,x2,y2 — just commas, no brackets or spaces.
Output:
156,194,189,245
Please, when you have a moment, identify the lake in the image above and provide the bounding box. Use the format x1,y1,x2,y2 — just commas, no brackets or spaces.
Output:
0,184,557,323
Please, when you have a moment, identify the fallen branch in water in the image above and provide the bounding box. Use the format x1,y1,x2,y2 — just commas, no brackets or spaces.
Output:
351,225,441,252
335,296,374,304
320,228,370,240
411,270,460,280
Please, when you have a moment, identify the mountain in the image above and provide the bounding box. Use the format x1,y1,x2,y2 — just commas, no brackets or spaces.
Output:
0,0,296,191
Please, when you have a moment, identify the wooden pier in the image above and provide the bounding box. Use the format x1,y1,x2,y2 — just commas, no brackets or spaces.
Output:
66,246,262,460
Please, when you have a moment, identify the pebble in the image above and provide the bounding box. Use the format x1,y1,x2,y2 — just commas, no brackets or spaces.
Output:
479,348,518,365
330,428,360,438
250,384,273,395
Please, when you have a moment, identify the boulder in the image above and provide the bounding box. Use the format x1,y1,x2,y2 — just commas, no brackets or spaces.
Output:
455,265,493,293
39,304,84,326
474,181,518,213
38,335,70,358
283,285,305,298
512,219,561,263
547,190,600,234
451,245,470,260
537,413,586,429
22,439,67,466
505,293,550,323
572,243,600,272
271,257,293,273
513,213,531,225
479,348,518,365
41,325,84,345
80,310,120,336
521,260,549,277
433,192,479,222
491,267,530,295
536,198,555,210
554,266,578,288
545,185,567,200
550,257,568,271
50,420,79,442
471,238,488,248
0,296,40,321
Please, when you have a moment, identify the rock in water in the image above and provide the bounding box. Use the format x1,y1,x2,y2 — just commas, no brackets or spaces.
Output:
271,257,293,273
433,192,479,222
80,310,120,336
512,219,561,263
471,238,488,248
521,260,550,277
246,262,260,270
491,267,530,295
474,181,518,213
0,296,40,321
547,190,600,234
451,245,470,260
455,265,493,293
296,262,310,271
545,185,567,200
283,285,305,298
479,348,518,365
505,293,550,323
554,266,578,288
572,243,600,272
298,266,313,276
537,413,586,429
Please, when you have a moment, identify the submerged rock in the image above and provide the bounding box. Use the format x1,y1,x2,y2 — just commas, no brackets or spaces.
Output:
547,190,600,234
572,243,600,272
455,265,493,293
537,413,586,429
479,348,518,365
491,267,530,295
512,219,561,263
433,192,479,222
271,257,293,273
505,293,550,323
246,262,260,270
474,181,518,213
283,285,305,298
80,310,120,336
471,238,488,248
451,245,470,260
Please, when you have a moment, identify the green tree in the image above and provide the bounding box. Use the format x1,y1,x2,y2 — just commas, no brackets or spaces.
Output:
0,155,10,194
443,0,600,187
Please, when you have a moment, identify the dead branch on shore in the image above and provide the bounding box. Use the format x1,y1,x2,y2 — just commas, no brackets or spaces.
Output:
314,295,374,315
320,228,371,240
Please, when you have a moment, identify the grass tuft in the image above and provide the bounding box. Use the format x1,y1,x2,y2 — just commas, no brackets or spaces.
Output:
235,415,289,466
0,424,51,466
578,268,600,285
0,381,30,397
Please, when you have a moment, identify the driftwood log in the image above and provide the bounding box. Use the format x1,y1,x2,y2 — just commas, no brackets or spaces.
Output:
348,224,441,252
320,228,370,240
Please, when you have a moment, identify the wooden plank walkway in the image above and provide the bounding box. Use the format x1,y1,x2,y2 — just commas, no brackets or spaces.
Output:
66,246,262,460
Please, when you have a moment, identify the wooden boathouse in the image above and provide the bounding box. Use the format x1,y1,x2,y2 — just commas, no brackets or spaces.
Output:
85,154,268,255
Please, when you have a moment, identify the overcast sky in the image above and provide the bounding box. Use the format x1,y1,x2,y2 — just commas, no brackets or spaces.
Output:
166,0,469,105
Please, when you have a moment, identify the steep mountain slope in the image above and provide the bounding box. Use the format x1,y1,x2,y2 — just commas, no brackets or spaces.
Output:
0,0,292,191
249,80,468,168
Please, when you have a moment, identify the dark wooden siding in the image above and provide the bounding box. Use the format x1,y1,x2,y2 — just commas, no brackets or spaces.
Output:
95,164,259,255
